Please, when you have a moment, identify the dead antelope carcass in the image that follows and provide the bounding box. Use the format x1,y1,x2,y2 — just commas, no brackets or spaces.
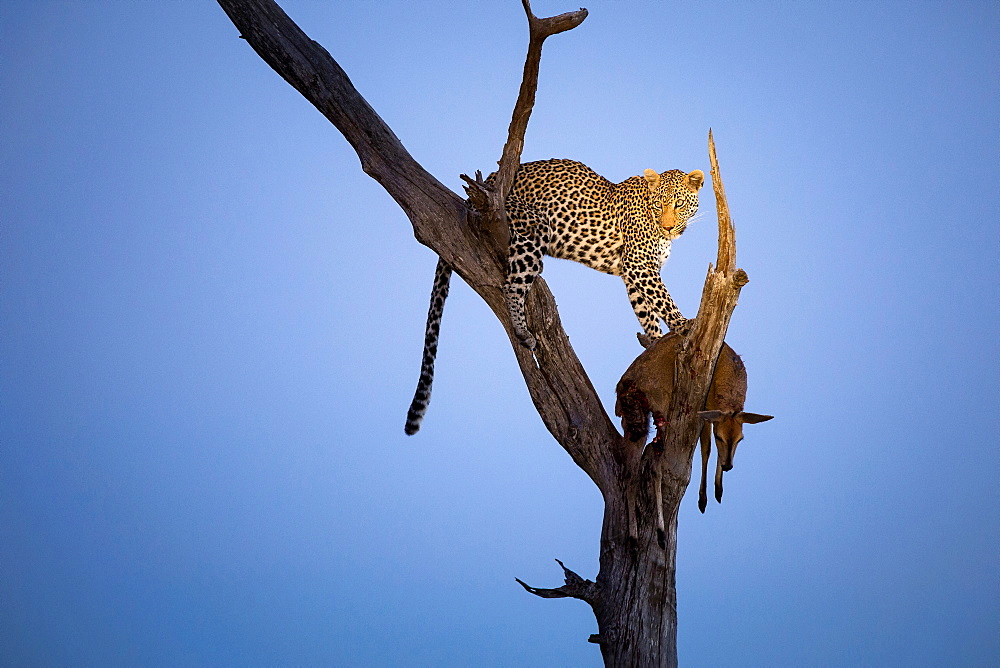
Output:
615,334,773,513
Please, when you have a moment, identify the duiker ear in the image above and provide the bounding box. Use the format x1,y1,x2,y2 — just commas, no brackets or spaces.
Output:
738,412,774,424
698,410,724,422
686,169,705,191
644,168,661,191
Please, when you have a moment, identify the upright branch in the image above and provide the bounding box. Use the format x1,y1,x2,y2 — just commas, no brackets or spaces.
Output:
462,1,589,250
709,130,738,275
494,2,588,198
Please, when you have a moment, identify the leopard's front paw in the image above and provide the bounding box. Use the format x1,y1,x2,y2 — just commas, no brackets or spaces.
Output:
669,317,694,336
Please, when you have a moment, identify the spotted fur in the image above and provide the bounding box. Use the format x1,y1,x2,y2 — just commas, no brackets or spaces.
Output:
405,159,703,434
404,258,451,435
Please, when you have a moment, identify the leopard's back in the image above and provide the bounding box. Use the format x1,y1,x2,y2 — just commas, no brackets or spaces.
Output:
505,159,623,274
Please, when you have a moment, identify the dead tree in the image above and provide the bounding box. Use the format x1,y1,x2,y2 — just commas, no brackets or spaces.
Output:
217,1,751,665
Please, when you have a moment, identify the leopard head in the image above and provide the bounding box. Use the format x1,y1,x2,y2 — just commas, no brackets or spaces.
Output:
644,168,705,238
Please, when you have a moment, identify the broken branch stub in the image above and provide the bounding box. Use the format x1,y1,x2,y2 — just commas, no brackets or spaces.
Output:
709,128,737,277
515,559,597,603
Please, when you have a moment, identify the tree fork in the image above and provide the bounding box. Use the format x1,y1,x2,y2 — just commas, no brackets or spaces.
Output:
218,2,748,665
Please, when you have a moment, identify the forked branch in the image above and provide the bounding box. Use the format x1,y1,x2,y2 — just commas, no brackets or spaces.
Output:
463,1,589,250
515,559,598,603
493,2,588,200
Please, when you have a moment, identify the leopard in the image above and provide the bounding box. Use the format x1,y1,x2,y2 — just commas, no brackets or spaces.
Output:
404,158,705,435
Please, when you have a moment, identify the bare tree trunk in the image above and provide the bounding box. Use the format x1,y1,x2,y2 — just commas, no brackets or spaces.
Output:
216,2,748,665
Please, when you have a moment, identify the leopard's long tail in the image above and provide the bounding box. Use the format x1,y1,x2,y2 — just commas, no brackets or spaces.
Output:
404,258,453,435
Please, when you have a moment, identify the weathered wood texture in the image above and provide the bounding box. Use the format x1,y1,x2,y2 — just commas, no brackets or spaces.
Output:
216,2,748,665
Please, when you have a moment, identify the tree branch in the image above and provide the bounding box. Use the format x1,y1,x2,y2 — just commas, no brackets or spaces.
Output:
709,129,738,276
216,0,483,277
494,2,588,202
515,559,598,603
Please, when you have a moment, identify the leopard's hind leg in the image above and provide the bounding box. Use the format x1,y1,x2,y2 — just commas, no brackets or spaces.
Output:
504,197,550,350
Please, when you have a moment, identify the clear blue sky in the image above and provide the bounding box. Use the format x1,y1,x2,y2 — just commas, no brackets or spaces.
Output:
2,1,997,666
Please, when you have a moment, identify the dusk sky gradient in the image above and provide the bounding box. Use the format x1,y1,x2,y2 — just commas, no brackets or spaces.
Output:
2,1,998,666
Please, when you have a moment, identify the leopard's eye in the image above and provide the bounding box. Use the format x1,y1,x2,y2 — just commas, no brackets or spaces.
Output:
674,201,685,209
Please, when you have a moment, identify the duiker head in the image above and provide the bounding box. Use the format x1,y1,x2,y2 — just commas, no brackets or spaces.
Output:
697,410,774,471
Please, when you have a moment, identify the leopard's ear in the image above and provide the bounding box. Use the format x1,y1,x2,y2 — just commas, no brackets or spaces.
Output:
686,169,705,191
644,168,661,191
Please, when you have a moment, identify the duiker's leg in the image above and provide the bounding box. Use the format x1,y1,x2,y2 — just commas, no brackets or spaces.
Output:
504,198,549,350
714,455,725,504
698,423,712,513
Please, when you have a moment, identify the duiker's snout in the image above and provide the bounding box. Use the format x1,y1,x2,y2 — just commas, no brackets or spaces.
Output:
706,418,740,473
